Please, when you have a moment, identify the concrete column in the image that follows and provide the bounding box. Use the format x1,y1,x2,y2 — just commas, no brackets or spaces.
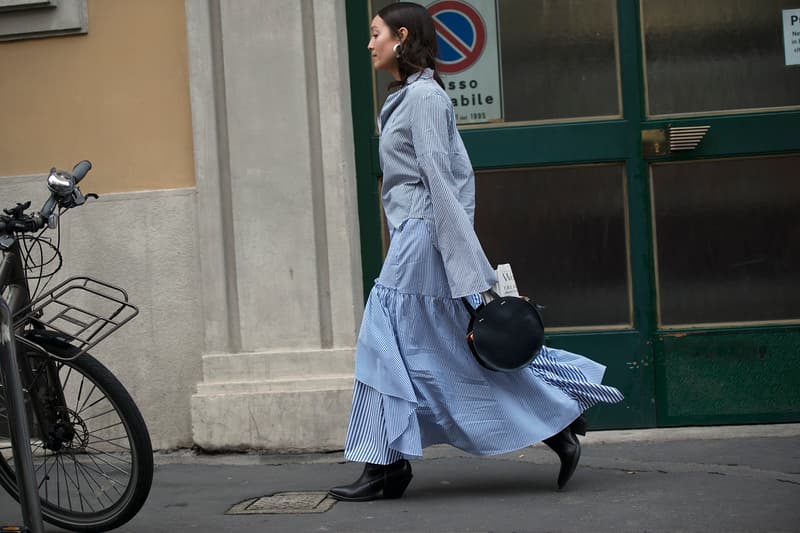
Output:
186,0,362,451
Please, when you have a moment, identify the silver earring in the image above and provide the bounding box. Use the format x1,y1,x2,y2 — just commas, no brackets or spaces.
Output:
393,43,401,58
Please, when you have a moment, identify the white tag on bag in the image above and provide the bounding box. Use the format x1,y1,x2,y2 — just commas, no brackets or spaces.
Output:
492,263,520,298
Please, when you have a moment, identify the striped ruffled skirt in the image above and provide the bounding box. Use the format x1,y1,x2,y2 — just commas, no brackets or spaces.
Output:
345,218,624,465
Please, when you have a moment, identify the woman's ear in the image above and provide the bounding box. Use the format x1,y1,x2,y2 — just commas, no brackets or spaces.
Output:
397,26,409,43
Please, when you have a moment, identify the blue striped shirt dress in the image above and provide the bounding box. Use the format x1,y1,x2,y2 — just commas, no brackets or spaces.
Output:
344,69,624,465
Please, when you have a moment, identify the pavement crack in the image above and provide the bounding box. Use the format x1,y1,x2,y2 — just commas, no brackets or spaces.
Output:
776,478,800,486
583,465,658,475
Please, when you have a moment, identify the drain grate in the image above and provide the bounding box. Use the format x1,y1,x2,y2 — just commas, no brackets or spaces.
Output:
227,491,337,515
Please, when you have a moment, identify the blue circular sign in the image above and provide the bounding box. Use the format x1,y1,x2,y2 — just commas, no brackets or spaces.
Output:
428,1,486,74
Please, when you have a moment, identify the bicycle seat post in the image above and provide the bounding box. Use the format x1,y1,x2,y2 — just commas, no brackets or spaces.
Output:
0,300,44,533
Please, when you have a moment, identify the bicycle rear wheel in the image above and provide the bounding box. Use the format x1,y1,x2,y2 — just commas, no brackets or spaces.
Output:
0,342,153,532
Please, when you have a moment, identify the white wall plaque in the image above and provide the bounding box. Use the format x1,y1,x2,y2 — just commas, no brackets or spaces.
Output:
784,8,800,66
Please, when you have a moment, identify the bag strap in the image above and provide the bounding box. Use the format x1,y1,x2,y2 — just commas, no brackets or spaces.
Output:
461,289,500,318
461,297,477,318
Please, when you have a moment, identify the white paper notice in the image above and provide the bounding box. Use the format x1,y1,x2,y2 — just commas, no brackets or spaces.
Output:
783,9,800,66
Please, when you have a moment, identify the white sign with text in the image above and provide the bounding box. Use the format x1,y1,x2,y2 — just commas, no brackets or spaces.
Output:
784,8,800,65
426,0,503,124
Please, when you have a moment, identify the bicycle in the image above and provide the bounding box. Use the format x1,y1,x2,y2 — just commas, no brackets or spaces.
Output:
0,161,153,532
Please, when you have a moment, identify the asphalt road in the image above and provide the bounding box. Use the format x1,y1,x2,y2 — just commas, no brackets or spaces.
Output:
1,425,798,532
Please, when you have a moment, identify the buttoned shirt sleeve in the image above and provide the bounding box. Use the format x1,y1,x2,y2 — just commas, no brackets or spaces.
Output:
410,89,497,298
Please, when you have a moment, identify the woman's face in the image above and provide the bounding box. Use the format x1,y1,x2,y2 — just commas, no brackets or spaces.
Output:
368,15,399,75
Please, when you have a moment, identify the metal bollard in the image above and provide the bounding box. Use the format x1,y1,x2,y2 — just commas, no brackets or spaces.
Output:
0,299,44,533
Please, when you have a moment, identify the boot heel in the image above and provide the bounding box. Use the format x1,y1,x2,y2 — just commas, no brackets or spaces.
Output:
383,473,412,499
570,415,588,436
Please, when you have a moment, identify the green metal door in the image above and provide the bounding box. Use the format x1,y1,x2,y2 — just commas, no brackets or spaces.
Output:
640,0,800,426
345,0,800,429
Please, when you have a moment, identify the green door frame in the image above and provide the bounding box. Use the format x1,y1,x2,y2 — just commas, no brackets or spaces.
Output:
344,0,800,430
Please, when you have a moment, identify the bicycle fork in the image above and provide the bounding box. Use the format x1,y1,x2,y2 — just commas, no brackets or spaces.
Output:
0,299,44,533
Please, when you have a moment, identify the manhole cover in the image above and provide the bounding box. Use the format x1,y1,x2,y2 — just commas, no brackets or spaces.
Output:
227,491,337,515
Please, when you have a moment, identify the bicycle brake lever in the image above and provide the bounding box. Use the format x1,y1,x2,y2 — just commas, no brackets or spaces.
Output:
67,190,99,207
60,189,87,208
71,189,87,206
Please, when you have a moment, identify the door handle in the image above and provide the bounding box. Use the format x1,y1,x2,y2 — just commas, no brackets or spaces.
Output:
642,128,667,156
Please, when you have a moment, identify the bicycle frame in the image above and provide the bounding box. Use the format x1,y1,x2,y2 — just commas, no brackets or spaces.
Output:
0,238,32,318
0,239,47,533
0,242,44,533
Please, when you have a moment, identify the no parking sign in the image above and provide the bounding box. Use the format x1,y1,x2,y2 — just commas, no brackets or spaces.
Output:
426,0,503,124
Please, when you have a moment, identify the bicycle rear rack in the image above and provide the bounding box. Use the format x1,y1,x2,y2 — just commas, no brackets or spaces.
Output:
12,276,139,360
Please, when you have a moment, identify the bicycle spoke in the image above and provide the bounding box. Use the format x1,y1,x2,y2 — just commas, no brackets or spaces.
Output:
91,434,131,445
74,458,118,505
2,440,43,462
74,375,86,414
41,449,50,503
58,453,93,513
72,455,128,489
61,457,74,514
90,420,125,434
61,365,73,390
36,450,59,489
31,447,131,514
79,455,125,501
76,383,99,415
71,453,82,511
81,449,133,473
82,446,132,476
30,440,45,454
65,457,121,510
86,435,131,453
76,395,109,416
55,451,62,510
67,451,117,508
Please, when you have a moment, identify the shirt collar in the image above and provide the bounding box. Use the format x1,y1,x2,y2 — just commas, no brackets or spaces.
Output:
405,68,434,85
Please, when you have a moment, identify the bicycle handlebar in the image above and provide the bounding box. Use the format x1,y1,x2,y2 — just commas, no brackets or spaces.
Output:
71,160,92,184
0,160,92,235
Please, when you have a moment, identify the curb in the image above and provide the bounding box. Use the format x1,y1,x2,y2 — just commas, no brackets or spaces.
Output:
153,423,800,466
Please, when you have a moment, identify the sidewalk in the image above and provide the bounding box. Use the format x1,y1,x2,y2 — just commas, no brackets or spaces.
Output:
2,424,799,532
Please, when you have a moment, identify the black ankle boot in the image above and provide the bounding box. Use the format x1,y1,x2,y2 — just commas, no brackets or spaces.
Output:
328,459,413,502
543,425,581,490
570,414,588,436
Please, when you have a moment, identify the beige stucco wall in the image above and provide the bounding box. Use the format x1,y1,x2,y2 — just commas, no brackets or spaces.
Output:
0,0,194,193
0,0,201,449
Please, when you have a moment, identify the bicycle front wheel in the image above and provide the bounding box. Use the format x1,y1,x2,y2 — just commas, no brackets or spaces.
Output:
0,346,153,532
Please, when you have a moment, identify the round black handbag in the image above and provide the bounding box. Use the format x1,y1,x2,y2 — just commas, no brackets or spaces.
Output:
461,290,545,372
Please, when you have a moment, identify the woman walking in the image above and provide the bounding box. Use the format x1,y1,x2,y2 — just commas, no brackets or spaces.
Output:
329,2,624,502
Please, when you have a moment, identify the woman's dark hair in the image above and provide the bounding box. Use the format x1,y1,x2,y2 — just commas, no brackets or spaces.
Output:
377,2,445,90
